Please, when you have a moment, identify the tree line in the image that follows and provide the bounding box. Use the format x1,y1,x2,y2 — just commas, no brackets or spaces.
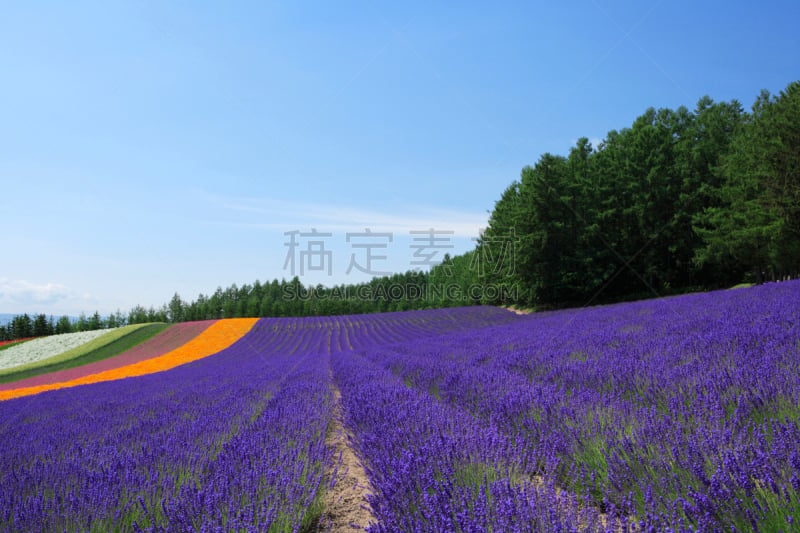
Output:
477,81,800,308
0,262,480,340
127,262,480,325
0,311,127,342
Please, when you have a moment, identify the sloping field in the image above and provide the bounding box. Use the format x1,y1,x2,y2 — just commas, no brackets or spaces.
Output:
0,323,169,386
334,283,800,531
0,328,115,371
0,306,513,531
0,288,797,531
0,338,33,349
0,321,210,390
0,319,256,400
0,324,158,382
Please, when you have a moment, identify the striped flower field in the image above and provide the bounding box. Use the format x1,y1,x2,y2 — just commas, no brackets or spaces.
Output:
0,284,798,531
0,328,115,371
0,321,209,391
0,319,257,401
0,324,156,382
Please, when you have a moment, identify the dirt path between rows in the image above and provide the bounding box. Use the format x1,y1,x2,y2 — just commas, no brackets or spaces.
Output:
316,366,626,532
317,380,375,532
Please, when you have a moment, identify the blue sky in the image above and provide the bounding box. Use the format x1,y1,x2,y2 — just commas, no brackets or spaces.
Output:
1,1,798,315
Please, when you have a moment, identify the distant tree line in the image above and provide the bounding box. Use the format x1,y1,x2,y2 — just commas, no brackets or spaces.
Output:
0,310,128,342
477,81,800,308
127,259,483,324
1,261,480,339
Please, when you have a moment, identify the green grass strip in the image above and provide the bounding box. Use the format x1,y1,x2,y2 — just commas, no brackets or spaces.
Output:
0,323,169,384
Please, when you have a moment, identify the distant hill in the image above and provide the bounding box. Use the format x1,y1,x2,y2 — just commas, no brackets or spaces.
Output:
0,314,15,326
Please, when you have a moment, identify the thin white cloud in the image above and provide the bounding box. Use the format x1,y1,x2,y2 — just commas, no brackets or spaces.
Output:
198,191,488,238
0,279,101,315
0,279,73,306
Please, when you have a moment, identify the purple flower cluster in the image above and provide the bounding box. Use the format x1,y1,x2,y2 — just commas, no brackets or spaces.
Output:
337,282,800,532
2,286,797,532
0,307,516,531
333,348,605,532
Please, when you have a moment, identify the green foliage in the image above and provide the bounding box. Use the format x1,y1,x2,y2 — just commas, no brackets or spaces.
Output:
143,259,486,322
55,315,72,334
0,310,130,342
695,82,800,282
480,81,798,308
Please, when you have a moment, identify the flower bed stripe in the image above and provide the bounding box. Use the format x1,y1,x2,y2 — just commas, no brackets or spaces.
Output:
0,318,257,401
0,338,34,348
0,324,152,379
0,320,215,391
0,329,117,371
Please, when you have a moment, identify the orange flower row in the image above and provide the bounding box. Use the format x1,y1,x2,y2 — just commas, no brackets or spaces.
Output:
0,318,258,401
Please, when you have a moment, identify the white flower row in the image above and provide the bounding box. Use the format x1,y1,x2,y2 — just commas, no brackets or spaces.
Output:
0,329,116,371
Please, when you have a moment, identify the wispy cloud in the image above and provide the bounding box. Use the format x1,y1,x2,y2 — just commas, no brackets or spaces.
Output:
196,191,489,238
0,279,102,315
0,279,73,307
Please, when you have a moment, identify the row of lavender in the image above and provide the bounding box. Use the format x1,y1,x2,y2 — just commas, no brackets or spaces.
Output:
333,348,606,531
0,325,332,531
0,307,518,531
335,282,800,532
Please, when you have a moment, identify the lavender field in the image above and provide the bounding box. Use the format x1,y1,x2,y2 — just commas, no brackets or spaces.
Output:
1,283,799,532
